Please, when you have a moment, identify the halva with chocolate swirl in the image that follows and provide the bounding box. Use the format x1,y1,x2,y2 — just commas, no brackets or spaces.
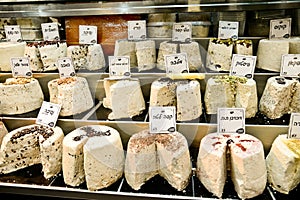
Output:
67,44,106,71
62,125,124,191
0,77,44,115
125,129,191,191
0,124,64,179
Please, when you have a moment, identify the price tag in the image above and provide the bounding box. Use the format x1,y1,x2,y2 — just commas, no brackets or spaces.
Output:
288,113,300,139
218,21,239,40
280,54,300,77
230,54,256,79
128,20,146,40
269,18,292,39
149,106,176,134
79,25,97,44
109,56,131,78
218,108,245,134
172,23,192,42
36,101,61,128
4,25,22,42
41,22,60,41
57,57,76,78
165,53,189,74
10,57,32,78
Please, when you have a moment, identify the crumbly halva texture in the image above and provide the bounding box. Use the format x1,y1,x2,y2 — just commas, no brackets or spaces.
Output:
62,125,124,191
259,76,300,119
0,124,64,179
67,44,106,71
150,78,202,121
266,134,300,194
157,41,203,72
135,40,156,72
38,41,67,71
197,133,267,199
102,78,145,120
114,40,137,67
0,42,26,71
204,75,258,118
48,76,94,116
125,130,191,191
206,38,233,72
0,77,44,115
24,42,44,72
156,41,178,70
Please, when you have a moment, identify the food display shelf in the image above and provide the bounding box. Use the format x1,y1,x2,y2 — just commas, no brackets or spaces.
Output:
0,1,299,17
0,117,298,200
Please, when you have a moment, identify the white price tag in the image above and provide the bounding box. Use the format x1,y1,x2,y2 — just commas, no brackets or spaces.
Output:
288,113,300,139
172,23,192,42
230,54,256,79
218,108,245,134
79,25,97,44
165,53,189,74
36,101,61,128
218,21,239,40
270,18,292,39
57,57,76,78
4,25,22,42
280,54,300,77
149,106,176,134
109,56,131,78
128,20,146,40
41,23,60,41
10,57,32,78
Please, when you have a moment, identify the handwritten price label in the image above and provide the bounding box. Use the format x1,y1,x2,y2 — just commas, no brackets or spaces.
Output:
36,101,61,128
149,106,176,134
57,57,76,78
172,23,192,42
288,113,300,139
218,108,245,134
280,54,300,77
109,56,131,79
230,54,256,79
4,25,22,42
10,57,32,78
41,23,60,41
165,53,189,74
270,18,291,39
218,21,239,40
128,20,146,40
79,25,97,44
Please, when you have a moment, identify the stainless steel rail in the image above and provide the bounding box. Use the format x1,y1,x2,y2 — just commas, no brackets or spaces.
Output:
0,1,299,17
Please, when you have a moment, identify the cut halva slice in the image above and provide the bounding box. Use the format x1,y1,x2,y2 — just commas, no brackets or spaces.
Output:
0,42,26,71
0,124,64,179
48,77,94,116
125,129,191,191
266,134,300,194
197,133,267,199
204,75,258,118
102,78,145,120
206,38,233,72
62,125,124,190
0,77,44,115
